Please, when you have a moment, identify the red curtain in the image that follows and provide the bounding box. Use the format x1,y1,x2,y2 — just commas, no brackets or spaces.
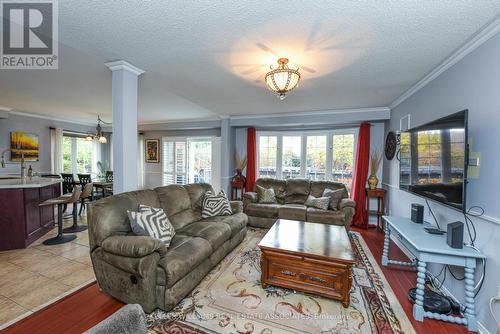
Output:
246,128,257,192
350,123,371,228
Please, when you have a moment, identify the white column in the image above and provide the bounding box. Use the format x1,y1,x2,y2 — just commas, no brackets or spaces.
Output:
105,60,144,193
220,118,231,194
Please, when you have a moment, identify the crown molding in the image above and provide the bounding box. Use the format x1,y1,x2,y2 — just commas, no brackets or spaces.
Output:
8,111,98,127
229,107,390,120
390,15,500,109
105,60,145,76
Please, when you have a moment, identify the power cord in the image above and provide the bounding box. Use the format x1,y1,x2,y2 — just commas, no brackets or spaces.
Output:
490,294,500,334
425,199,441,230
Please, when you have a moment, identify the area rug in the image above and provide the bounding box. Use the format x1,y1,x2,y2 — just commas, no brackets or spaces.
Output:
147,228,415,334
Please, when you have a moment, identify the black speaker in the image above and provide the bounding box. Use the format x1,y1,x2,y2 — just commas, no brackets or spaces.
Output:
411,203,424,224
447,221,464,249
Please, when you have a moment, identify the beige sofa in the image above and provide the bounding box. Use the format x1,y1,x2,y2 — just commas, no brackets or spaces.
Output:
243,178,355,229
87,183,247,313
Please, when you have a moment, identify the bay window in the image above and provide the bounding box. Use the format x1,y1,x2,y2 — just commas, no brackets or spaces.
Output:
258,136,277,178
282,136,301,179
257,129,358,189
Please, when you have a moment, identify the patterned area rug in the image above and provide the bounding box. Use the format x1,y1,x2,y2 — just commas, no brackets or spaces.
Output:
147,228,415,334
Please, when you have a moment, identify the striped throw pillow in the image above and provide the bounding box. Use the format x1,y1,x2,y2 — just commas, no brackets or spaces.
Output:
202,190,232,218
127,205,175,247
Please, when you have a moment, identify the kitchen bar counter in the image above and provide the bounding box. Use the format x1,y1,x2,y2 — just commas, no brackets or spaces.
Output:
0,177,62,250
0,176,62,189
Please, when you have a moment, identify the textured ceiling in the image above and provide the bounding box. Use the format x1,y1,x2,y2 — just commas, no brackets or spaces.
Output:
1,0,500,123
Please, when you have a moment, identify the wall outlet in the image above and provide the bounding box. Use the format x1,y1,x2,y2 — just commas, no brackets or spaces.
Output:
497,285,500,296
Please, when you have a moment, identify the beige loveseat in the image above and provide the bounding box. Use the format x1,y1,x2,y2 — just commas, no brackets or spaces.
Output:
243,178,355,229
87,183,247,313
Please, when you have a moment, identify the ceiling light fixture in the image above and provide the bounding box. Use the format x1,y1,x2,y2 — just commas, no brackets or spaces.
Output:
265,58,300,100
86,115,110,144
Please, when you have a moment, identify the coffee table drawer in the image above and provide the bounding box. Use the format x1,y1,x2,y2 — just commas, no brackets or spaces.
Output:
269,260,345,291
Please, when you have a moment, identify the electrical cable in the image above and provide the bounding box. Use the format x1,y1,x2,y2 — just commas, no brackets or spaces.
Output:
425,199,440,230
489,295,500,334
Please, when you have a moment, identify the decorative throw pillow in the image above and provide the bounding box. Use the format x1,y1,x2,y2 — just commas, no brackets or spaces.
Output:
256,185,277,204
323,188,344,210
304,195,331,210
127,205,175,247
202,190,232,218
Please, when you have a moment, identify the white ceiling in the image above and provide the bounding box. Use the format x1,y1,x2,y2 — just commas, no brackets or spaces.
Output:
1,0,500,124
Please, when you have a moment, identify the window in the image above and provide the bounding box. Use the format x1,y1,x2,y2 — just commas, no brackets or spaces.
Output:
258,136,277,178
306,135,327,180
332,133,355,186
162,137,216,186
257,129,357,190
282,136,301,179
62,135,94,176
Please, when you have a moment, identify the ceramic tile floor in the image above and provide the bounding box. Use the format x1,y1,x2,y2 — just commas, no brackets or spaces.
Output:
0,205,95,327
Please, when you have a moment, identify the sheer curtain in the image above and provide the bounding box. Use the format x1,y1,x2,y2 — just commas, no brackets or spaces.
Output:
92,140,102,179
137,134,145,189
50,128,63,175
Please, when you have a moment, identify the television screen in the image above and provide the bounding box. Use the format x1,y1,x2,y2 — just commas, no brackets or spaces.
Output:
399,110,468,212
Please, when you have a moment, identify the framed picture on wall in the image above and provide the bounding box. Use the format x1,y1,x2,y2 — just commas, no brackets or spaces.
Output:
10,132,39,161
145,139,160,163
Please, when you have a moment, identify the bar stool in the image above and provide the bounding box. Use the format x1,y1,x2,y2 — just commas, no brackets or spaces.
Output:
40,185,81,245
77,182,93,216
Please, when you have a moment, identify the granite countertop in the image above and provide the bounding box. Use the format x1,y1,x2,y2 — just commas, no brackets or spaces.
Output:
0,176,62,189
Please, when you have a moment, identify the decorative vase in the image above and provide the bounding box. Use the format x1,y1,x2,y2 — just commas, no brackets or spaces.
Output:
368,174,379,190
231,168,246,185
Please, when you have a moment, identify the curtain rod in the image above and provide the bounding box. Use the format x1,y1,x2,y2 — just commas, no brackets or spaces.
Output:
49,127,89,134
253,122,376,132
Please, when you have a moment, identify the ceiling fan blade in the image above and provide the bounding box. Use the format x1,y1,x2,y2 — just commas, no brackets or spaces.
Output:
255,42,280,56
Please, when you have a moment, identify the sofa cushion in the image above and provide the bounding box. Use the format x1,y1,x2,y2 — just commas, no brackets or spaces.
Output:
245,203,280,218
157,235,212,287
278,204,306,221
177,221,232,250
185,183,214,210
88,189,160,247
254,178,286,204
309,181,348,198
256,185,277,204
306,207,345,225
201,191,232,218
200,213,247,237
323,188,345,210
285,179,310,204
127,205,175,247
304,195,330,210
155,185,200,230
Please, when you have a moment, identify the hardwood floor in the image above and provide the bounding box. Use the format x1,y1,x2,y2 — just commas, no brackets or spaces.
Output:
2,227,471,334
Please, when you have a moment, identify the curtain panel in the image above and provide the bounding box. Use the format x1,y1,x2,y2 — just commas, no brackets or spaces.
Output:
246,128,257,192
350,123,371,228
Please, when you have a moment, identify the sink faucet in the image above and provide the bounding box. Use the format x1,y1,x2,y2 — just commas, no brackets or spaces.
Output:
1,149,26,178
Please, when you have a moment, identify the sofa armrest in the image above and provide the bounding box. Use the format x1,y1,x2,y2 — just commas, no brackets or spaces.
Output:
339,198,356,210
242,192,257,209
101,235,167,258
230,201,244,214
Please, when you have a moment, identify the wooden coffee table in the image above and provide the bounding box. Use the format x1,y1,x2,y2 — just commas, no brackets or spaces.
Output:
258,219,356,307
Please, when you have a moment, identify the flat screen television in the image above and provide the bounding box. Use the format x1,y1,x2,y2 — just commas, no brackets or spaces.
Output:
399,110,468,212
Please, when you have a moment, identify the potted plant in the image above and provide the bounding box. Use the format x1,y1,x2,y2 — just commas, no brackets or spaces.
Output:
232,153,247,184
368,149,382,189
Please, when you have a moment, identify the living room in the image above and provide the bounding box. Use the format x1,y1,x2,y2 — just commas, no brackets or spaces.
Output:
1,1,499,333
